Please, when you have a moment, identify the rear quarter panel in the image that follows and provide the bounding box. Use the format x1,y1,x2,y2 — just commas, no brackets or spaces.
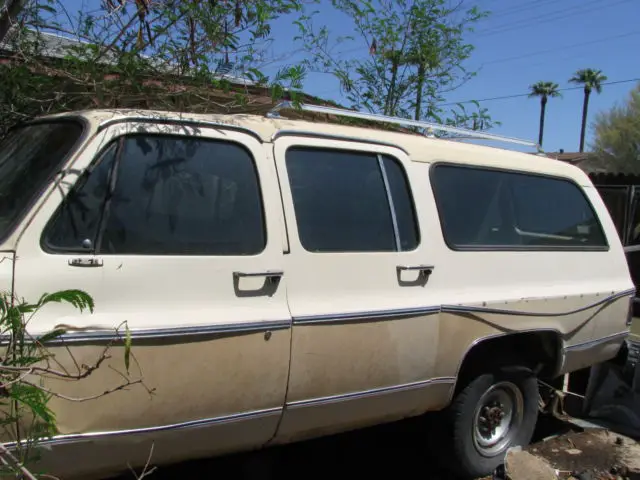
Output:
423,161,634,386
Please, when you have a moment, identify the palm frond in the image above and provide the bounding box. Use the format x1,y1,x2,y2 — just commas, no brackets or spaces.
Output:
529,81,561,98
570,68,607,94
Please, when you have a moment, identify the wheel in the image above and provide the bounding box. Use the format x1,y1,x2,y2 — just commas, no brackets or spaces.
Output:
442,366,539,479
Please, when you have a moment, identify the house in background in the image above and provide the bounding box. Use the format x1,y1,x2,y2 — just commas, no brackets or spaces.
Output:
0,27,346,118
546,149,640,315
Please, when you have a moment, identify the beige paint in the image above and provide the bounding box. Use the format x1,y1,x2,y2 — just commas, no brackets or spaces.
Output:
40,331,289,434
0,251,12,294
29,411,281,480
286,316,439,402
274,381,453,444
433,293,630,380
0,109,634,478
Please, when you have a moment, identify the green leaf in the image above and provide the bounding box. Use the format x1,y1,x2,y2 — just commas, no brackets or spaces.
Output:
37,290,94,314
36,328,67,346
9,384,56,427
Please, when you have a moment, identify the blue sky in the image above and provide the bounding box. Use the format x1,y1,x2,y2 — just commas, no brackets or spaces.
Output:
257,0,640,153
53,0,639,152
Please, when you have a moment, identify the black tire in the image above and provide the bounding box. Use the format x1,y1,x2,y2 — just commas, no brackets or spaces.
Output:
441,366,539,479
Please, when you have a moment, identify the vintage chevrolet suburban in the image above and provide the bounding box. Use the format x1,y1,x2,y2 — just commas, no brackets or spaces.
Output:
0,103,634,479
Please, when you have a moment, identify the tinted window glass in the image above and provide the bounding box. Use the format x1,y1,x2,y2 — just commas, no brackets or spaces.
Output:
0,121,83,242
431,164,607,249
430,166,509,246
45,143,117,251
100,135,265,255
382,155,419,251
286,148,396,252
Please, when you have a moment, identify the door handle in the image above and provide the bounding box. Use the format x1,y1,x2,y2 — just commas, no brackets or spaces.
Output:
397,265,434,274
233,270,284,279
68,258,103,268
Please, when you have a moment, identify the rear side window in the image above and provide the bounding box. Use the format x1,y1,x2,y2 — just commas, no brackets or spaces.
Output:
285,147,419,252
430,164,607,250
45,134,265,255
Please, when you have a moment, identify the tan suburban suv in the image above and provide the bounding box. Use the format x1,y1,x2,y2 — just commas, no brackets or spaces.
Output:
0,103,634,479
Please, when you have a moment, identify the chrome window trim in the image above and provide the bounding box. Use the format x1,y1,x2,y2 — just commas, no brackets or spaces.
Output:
441,288,635,318
294,288,635,326
4,407,282,448
97,117,264,143
286,376,456,409
4,377,456,448
377,153,401,251
9,289,633,343
293,306,440,325
0,320,291,345
563,330,629,352
271,130,411,155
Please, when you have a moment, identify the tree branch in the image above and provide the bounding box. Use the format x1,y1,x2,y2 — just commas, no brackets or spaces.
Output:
22,378,145,402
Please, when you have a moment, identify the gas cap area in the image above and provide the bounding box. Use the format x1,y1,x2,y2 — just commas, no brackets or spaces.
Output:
0,252,14,297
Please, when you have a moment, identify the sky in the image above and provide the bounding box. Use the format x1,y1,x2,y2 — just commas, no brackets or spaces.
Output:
46,0,640,153
256,0,640,153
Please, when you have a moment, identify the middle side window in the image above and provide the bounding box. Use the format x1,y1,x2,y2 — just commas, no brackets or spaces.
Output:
285,146,419,253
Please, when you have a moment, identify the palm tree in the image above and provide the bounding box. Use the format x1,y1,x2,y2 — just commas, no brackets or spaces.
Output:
528,81,562,147
569,68,608,152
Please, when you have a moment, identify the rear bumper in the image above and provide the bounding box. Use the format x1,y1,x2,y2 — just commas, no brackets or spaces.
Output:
558,330,629,375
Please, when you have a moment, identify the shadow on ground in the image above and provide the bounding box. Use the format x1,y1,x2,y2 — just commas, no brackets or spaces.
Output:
109,413,572,480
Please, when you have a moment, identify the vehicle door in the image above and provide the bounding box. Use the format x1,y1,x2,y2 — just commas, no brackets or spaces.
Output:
13,120,292,450
271,135,448,442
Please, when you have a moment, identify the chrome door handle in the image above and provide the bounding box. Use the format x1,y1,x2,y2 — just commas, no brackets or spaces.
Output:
68,258,103,268
397,265,434,273
233,270,284,279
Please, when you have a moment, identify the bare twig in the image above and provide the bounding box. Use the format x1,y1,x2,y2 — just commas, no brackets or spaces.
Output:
0,368,33,388
128,442,157,480
22,378,144,402
0,443,38,480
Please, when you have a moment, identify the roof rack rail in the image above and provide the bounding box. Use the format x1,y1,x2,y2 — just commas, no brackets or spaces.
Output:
267,101,541,151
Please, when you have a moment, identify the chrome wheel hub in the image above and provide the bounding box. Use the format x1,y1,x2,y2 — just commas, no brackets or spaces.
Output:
472,381,524,457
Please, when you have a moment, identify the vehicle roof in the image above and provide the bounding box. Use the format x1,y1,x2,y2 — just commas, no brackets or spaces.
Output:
34,108,593,185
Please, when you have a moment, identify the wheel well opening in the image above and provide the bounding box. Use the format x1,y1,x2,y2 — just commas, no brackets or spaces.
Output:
455,331,561,394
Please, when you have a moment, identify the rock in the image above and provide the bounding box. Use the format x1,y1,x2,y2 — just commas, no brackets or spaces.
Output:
565,448,582,455
504,447,557,480
615,433,640,473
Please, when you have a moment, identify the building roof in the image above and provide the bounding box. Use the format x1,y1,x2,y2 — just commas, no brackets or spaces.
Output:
540,150,640,177
0,27,257,86
543,151,589,163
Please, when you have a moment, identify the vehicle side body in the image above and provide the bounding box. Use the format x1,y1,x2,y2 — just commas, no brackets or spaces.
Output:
0,109,634,479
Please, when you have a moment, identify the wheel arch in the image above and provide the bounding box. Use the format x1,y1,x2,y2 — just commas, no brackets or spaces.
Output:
451,329,563,397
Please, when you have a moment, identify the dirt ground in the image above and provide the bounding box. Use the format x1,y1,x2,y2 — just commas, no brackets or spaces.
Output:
525,429,640,479
107,414,574,480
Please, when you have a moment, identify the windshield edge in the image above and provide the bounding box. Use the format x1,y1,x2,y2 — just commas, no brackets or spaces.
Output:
0,115,91,247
